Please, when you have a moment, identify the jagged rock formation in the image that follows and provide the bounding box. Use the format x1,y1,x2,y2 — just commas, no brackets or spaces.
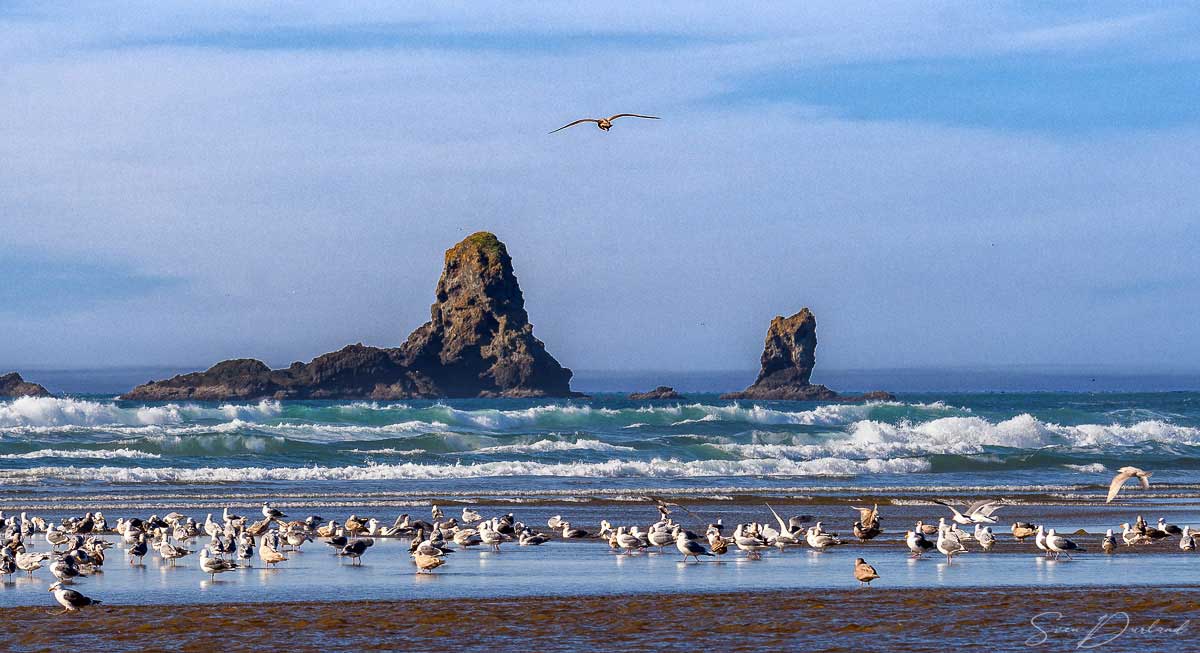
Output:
720,309,893,402
391,232,575,398
0,372,51,398
629,386,684,401
122,232,579,401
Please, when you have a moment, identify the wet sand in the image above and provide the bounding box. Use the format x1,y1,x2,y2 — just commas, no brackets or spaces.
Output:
5,586,1197,652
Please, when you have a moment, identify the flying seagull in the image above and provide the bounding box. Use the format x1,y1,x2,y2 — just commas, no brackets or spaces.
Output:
550,113,660,134
1106,466,1151,503
930,498,1003,524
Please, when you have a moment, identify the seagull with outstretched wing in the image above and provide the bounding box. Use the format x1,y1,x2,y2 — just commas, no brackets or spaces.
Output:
550,113,660,134
1106,466,1152,503
645,495,696,519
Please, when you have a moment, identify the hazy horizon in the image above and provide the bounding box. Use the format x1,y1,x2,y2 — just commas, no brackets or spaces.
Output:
11,364,1199,396
4,3,1199,372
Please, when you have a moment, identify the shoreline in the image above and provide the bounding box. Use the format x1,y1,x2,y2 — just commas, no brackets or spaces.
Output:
6,587,1197,651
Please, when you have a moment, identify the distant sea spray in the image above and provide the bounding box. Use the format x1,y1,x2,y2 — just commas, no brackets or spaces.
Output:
1,394,1198,496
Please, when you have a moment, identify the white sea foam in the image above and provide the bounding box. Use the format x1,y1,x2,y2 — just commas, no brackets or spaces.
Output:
378,400,951,429
0,456,929,483
0,396,962,435
0,448,161,460
849,415,1200,452
343,448,428,455
1063,463,1108,473
0,396,280,428
470,439,637,454
242,420,445,442
704,415,1200,461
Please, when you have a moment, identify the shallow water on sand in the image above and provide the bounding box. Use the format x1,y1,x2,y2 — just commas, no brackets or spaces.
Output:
4,501,1199,608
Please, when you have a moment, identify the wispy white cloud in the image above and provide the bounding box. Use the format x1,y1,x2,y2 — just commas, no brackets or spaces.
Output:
1001,10,1175,53
0,3,1197,370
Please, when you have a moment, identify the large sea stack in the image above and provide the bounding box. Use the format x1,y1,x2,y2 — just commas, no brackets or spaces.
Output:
720,309,893,402
122,232,579,401
0,372,51,398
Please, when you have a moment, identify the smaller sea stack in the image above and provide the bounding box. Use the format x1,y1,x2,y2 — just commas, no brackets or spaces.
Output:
721,308,892,402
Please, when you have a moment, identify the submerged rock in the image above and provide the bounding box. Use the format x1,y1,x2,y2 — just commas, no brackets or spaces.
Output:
122,232,579,401
720,308,893,402
628,386,684,401
0,372,51,398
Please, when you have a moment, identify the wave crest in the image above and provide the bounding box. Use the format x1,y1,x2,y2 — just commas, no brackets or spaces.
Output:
0,456,929,483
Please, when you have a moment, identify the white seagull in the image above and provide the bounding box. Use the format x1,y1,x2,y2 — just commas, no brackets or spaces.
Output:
1045,528,1085,560
1035,525,1051,557
906,530,934,558
549,113,660,134
936,526,966,565
47,582,101,615
1102,529,1117,554
1106,466,1151,503
675,533,713,562
931,498,1003,525
974,524,996,551
1180,526,1196,552
805,525,843,551
262,502,287,521
199,549,240,581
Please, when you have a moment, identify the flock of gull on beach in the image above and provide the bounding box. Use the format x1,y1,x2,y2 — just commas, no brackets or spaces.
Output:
0,464,1185,614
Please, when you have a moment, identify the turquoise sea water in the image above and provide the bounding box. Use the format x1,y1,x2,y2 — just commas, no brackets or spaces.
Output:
1,386,1198,506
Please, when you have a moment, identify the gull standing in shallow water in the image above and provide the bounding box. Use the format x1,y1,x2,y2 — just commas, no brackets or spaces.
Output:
854,558,880,587
936,527,966,564
1046,529,1085,560
262,502,287,522
733,525,768,559
1180,526,1195,551
906,530,934,558
199,549,240,581
675,533,713,562
1010,522,1037,541
414,552,445,574
1035,525,1051,557
338,538,373,565
1157,518,1182,535
16,552,50,577
48,582,101,615
805,525,843,551
974,525,995,551
1102,529,1117,554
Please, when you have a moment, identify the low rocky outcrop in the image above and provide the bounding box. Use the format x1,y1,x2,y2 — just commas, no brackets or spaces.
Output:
122,232,580,401
629,386,684,401
0,372,51,398
720,309,893,402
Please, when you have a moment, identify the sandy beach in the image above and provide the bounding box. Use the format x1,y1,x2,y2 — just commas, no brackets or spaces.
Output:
5,586,1197,652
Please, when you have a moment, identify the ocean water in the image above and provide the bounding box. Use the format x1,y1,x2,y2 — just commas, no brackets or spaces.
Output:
2,389,1199,508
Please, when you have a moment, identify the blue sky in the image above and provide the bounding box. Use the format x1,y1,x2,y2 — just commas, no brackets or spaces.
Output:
1,2,1198,372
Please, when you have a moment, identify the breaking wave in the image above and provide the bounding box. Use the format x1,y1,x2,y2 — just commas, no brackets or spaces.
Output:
0,456,930,484
0,396,281,428
471,439,637,455
0,448,161,460
3,394,1198,490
